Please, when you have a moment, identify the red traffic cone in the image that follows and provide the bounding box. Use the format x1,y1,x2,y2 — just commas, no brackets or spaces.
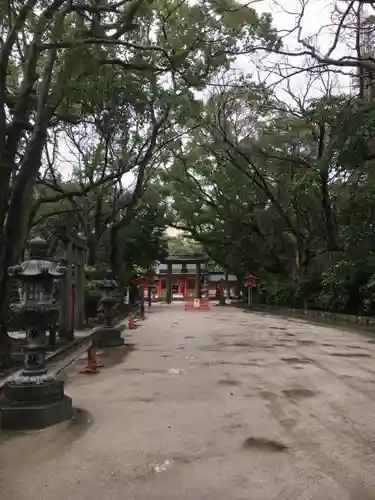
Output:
128,312,135,329
80,344,103,374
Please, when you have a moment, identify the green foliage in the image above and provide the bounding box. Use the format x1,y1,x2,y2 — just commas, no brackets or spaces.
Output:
26,0,281,291
163,78,375,316
258,279,302,308
167,235,204,256
84,279,102,302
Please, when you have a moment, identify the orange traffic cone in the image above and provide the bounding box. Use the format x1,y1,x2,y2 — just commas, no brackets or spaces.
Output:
128,311,135,329
80,344,103,374
93,347,104,368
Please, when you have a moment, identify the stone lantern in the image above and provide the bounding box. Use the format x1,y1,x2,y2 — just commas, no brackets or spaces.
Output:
201,279,209,298
0,237,73,430
97,270,124,347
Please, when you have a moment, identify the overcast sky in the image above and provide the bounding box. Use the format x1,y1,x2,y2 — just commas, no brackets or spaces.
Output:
58,0,355,178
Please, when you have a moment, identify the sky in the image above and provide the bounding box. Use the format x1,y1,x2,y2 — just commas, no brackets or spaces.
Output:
237,0,356,98
57,0,359,178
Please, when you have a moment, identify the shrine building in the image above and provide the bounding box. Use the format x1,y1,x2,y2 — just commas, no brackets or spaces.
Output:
154,254,239,302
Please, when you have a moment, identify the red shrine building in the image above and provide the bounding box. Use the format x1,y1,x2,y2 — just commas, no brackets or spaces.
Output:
154,255,239,301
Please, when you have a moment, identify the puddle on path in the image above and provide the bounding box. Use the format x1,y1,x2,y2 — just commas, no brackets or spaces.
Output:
259,390,278,401
282,388,315,400
219,378,241,386
243,437,288,452
123,368,166,374
202,361,260,367
129,397,156,403
330,352,371,358
281,357,313,364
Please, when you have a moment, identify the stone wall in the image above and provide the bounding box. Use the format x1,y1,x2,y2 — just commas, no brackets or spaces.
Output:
240,303,375,329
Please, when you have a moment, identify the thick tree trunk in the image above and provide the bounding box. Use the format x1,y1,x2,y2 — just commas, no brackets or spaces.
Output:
87,239,97,267
0,127,49,362
110,225,119,273
218,280,226,305
320,171,338,251
0,161,16,356
0,321,11,368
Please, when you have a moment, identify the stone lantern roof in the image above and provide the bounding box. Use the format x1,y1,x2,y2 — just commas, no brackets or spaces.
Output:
8,237,66,279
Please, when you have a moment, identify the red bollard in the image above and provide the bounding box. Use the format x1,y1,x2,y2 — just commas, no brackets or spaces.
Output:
128,312,135,329
80,343,103,374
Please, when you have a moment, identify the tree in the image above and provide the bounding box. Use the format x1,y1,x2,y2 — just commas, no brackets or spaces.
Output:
167,234,204,256
164,65,375,313
0,0,281,362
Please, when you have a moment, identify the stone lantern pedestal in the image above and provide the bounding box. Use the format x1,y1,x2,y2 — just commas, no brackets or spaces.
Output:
2,378,72,431
96,270,124,348
0,237,73,430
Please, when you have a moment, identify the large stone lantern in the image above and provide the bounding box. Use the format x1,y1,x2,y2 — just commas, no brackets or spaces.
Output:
0,237,73,430
97,270,124,347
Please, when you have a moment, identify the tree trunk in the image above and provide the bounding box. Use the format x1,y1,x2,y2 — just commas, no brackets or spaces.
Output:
218,280,226,305
110,225,119,273
87,239,97,267
320,171,338,251
0,127,50,362
0,322,11,368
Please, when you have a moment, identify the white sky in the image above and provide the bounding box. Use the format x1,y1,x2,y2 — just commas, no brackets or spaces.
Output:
57,0,358,178
237,0,356,98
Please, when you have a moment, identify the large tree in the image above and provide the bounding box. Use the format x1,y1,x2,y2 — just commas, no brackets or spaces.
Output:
0,0,280,361
165,68,375,313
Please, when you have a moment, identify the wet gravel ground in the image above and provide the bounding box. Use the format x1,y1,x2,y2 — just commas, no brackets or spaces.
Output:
2,303,375,500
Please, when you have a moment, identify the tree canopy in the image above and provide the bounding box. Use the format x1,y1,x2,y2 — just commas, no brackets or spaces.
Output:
3,0,375,364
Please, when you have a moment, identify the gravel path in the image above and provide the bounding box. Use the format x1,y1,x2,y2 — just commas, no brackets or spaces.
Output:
2,303,375,500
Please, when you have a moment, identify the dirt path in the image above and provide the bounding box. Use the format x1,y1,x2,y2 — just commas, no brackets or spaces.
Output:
2,303,375,500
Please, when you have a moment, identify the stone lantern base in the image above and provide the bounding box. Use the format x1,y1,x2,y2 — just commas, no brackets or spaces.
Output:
0,379,73,430
96,326,125,348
